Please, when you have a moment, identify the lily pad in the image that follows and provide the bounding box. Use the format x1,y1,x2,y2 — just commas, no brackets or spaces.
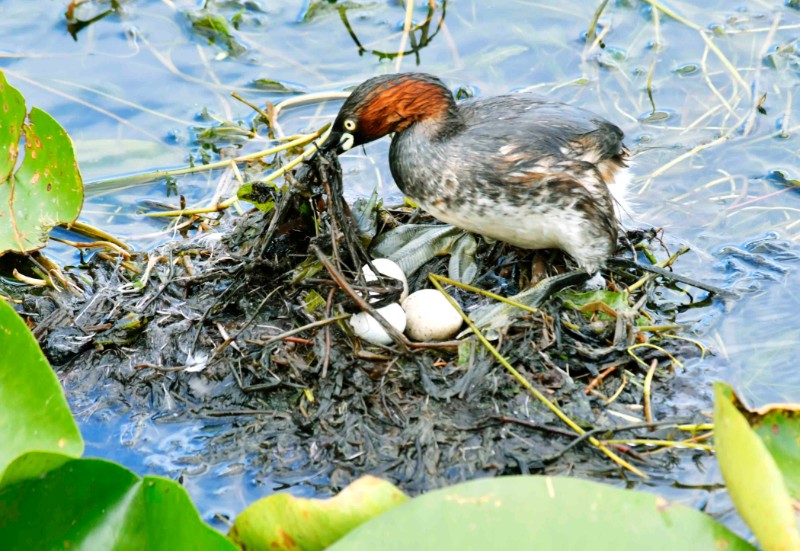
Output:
0,458,236,550
229,475,408,551
0,299,82,482
714,383,800,551
331,476,754,550
0,71,84,255
750,407,800,500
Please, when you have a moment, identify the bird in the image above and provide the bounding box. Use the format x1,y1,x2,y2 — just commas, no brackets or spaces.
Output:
319,72,629,273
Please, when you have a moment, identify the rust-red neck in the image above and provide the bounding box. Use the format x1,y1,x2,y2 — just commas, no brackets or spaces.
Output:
350,74,460,139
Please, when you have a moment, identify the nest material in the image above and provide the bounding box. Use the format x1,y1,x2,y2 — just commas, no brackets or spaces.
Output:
18,153,712,496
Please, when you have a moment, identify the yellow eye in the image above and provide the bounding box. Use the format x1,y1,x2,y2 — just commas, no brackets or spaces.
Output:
344,119,357,132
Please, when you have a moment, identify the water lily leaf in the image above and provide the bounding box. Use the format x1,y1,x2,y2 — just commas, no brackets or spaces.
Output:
0,458,235,550
229,475,408,551
749,406,800,500
714,383,800,551
0,299,82,483
370,224,462,277
0,72,84,255
330,476,754,551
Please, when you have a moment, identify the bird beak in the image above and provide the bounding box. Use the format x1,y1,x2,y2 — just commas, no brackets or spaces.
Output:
319,131,355,156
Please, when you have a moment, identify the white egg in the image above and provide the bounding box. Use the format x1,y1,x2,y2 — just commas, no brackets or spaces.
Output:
361,258,408,302
402,289,463,342
349,303,407,346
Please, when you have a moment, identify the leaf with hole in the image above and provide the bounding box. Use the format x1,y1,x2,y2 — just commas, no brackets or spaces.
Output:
0,71,84,256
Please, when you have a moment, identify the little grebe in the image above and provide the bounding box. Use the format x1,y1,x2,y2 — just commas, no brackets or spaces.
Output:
320,73,628,273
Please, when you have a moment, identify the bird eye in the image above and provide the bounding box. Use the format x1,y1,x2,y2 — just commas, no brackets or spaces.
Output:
344,119,357,132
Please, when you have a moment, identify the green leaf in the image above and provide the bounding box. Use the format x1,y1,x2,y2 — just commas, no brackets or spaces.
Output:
0,458,236,550
296,1,378,23
0,72,84,255
561,288,630,312
0,299,82,481
714,383,800,551
0,72,25,181
185,9,247,56
750,407,800,500
229,476,408,551
560,288,646,324
238,181,277,213
249,79,307,94
331,476,754,551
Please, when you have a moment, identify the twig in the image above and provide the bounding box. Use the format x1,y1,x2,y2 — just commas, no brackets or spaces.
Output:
628,343,683,370
312,245,411,352
65,220,132,251
586,0,609,47
51,237,131,259
251,314,350,348
585,363,620,395
210,286,285,358
394,0,416,71
604,373,627,405
643,358,658,424
540,417,697,463
231,91,271,124
90,126,326,200
429,274,538,315
321,286,336,378
601,438,712,452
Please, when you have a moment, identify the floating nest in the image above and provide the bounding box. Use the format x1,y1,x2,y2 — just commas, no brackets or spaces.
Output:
13,151,720,498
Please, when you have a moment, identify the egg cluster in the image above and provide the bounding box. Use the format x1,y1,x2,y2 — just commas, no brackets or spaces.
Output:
348,259,463,345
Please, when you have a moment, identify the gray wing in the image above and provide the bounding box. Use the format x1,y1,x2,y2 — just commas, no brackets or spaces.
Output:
455,94,625,167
